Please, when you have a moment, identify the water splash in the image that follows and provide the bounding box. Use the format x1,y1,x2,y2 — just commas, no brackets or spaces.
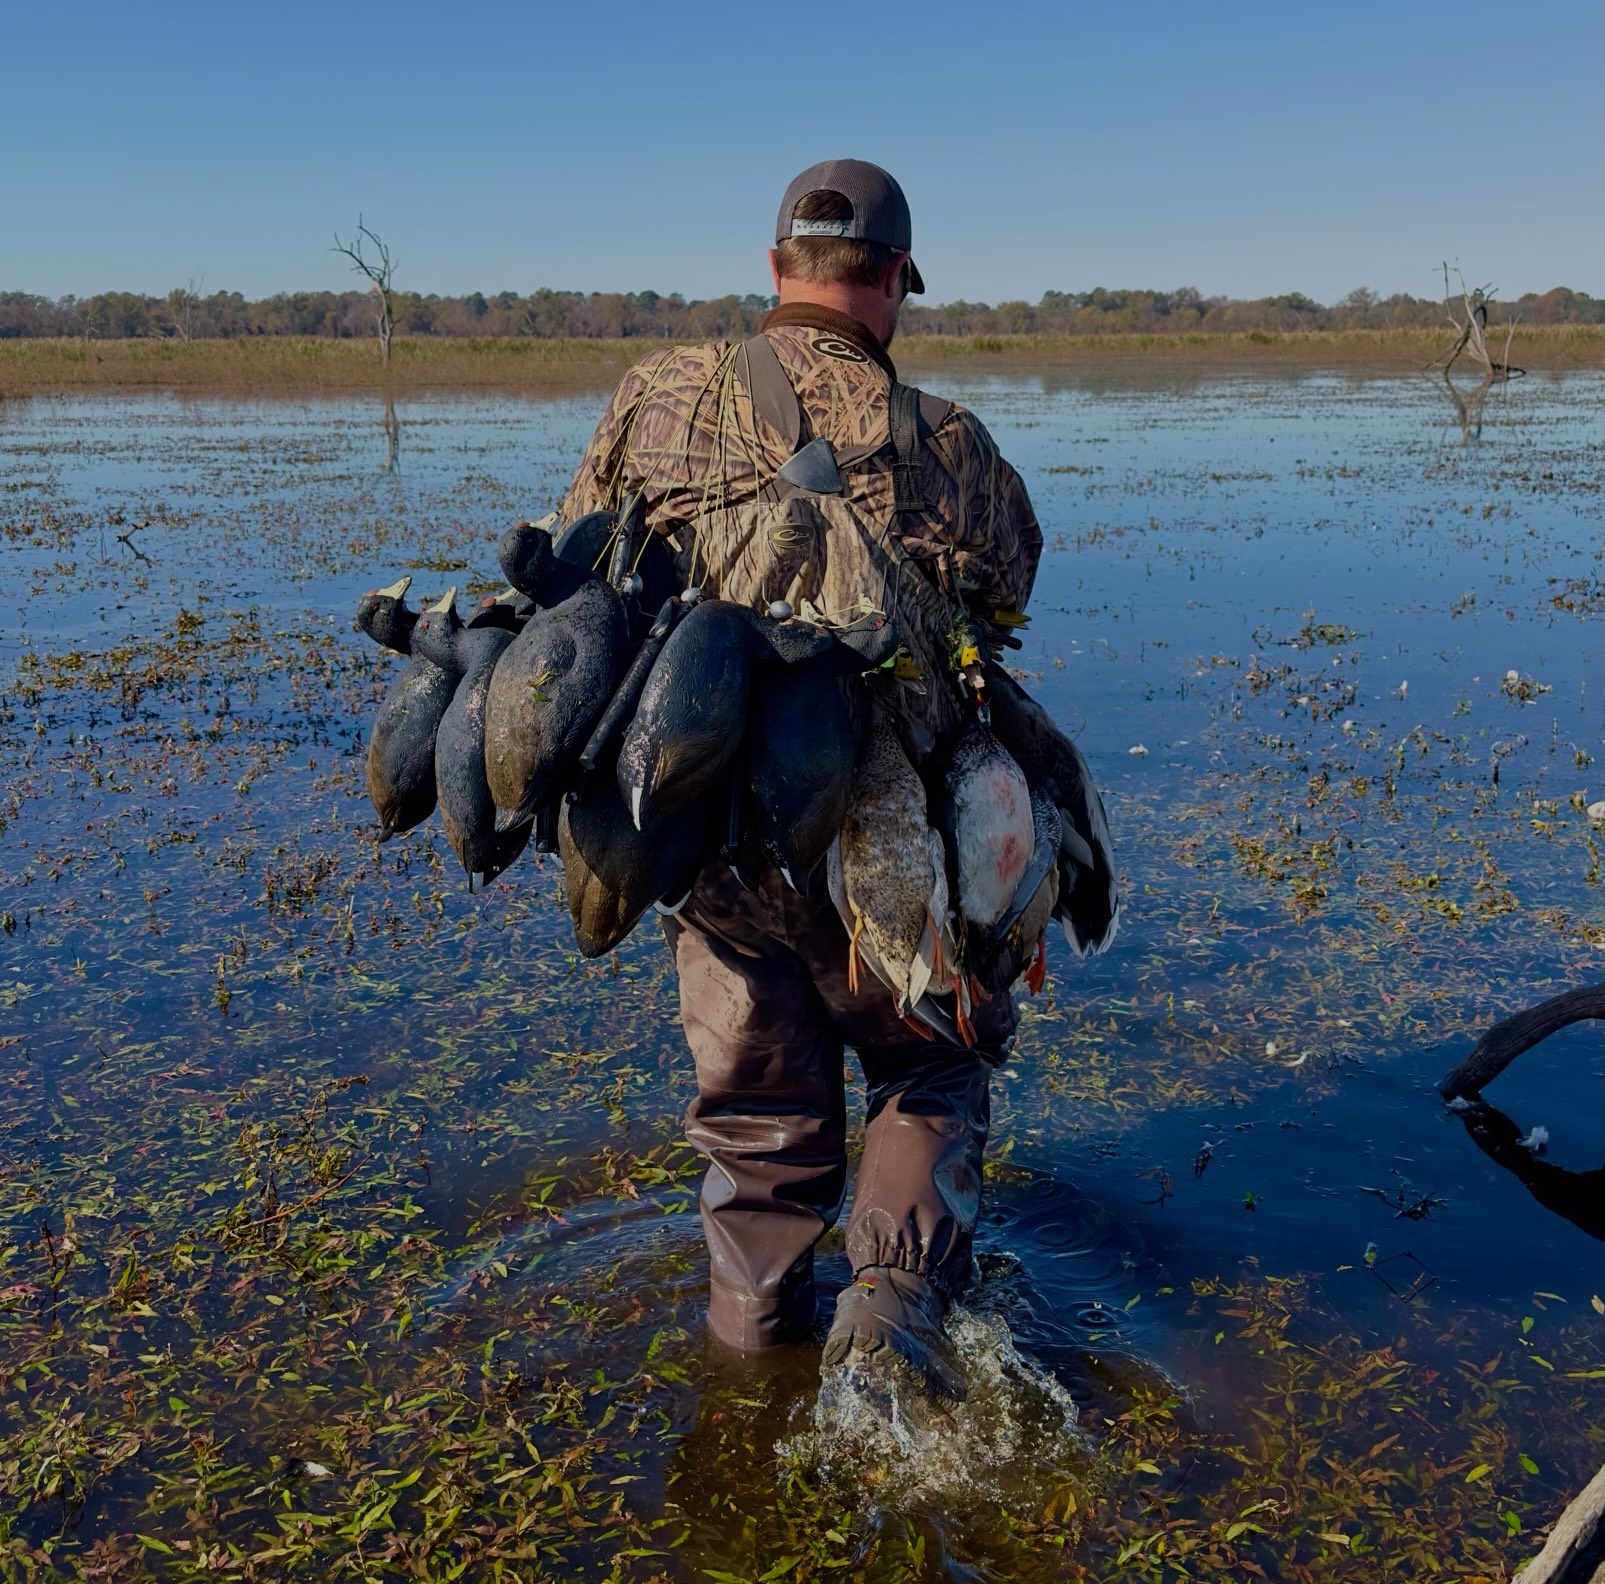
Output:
780,1297,1089,1515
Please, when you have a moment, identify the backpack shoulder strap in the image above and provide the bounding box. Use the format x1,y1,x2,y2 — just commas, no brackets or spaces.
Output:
888,383,954,513
736,332,803,454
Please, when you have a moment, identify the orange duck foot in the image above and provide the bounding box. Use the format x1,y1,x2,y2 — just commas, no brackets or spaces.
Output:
1026,931,1048,995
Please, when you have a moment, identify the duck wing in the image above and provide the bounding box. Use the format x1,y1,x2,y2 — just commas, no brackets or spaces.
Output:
986,665,1120,957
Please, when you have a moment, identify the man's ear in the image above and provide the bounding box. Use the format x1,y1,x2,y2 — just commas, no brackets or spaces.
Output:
768,249,783,294
881,252,908,300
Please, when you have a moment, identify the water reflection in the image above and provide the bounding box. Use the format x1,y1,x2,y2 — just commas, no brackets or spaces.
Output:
381,391,400,471
1455,1099,1605,1242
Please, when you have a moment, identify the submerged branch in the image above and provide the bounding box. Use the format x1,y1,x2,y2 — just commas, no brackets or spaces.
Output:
1437,983,1605,1098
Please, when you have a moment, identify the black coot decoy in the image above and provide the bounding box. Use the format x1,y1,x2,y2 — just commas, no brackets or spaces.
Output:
617,600,895,830
355,579,457,840
553,508,678,643
557,746,713,958
483,523,629,828
984,665,1121,957
410,595,531,887
745,666,865,890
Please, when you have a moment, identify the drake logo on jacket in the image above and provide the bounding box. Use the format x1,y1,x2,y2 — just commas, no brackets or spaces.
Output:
811,336,868,363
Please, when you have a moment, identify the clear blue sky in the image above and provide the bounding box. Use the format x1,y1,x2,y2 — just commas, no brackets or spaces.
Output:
5,0,1599,306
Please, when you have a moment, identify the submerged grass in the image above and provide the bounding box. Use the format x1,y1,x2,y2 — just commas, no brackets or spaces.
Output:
1,324,1597,399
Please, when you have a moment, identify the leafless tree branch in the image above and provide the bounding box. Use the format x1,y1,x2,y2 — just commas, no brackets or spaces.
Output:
332,217,398,367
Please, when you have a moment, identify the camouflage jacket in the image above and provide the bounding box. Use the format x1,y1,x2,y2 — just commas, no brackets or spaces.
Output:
560,304,1041,615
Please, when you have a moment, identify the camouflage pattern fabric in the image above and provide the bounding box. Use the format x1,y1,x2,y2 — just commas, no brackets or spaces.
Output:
560,315,1042,617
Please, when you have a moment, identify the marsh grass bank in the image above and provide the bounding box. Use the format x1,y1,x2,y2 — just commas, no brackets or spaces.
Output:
1,324,1597,397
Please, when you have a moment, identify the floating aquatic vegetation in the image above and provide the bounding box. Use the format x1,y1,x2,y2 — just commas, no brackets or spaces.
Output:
0,373,1600,1580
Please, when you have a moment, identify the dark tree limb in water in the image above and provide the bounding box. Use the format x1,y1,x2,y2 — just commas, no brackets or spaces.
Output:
1430,263,1525,381
1437,983,1605,1099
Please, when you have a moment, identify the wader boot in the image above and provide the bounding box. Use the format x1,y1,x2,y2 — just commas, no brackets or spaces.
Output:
821,1264,967,1400
661,859,1009,1358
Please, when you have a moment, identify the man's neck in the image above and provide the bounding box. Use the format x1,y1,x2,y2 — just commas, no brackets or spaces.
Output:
773,279,895,347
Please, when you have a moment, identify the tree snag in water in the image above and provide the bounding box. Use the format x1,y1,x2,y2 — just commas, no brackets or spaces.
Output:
333,217,398,367
1437,982,1605,1099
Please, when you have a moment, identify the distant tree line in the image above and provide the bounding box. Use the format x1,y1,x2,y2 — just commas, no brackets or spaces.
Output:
1,283,1600,341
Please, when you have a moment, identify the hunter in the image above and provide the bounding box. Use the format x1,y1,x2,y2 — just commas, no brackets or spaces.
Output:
561,158,1042,1399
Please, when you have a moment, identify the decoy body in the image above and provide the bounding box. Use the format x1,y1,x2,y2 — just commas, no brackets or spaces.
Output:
827,706,951,1017
558,747,711,957
984,666,1121,957
483,523,629,829
411,596,531,886
553,508,678,644
747,665,865,889
356,580,456,840
618,599,895,830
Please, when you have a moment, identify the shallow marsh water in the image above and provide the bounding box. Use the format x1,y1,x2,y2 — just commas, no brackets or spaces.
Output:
0,363,1600,1581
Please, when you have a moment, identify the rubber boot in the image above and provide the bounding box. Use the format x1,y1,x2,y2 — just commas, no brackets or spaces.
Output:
820,1265,967,1401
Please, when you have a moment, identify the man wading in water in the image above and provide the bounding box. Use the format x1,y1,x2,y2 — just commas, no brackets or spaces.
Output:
561,160,1041,1399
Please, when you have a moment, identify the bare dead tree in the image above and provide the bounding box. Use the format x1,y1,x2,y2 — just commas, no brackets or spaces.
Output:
166,272,204,342
332,217,397,366
1431,264,1524,381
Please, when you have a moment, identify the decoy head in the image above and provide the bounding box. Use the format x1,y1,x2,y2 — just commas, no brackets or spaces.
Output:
497,521,558,598
409,587,461,653
354,575,414,651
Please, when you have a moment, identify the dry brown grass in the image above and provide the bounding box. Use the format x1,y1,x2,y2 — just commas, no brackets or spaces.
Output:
897,323,1602,369
1,324,1597,399
0,335,657,398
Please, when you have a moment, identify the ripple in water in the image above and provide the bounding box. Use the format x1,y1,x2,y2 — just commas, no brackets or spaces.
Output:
781,1296,1089,1516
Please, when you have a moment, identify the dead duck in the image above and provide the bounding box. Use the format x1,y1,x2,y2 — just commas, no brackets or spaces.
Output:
557,745,712,957
979,787,1062,995
410,594,531,887
469,587,532,632
483,523,629,829
618,600,895,829
984,665,1121,957
943,709,1035,935
355,580,457,840
826,705,952,1018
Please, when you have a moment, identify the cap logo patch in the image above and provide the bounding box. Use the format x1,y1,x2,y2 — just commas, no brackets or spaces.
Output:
812,335,868,363
789,219,854,238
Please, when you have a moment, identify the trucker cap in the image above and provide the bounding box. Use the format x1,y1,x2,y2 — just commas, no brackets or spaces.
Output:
775,159,926,295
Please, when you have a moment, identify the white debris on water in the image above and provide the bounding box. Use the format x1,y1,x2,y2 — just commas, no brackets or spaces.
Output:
780,1304,1087,1514
1517,1125,1549,1153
